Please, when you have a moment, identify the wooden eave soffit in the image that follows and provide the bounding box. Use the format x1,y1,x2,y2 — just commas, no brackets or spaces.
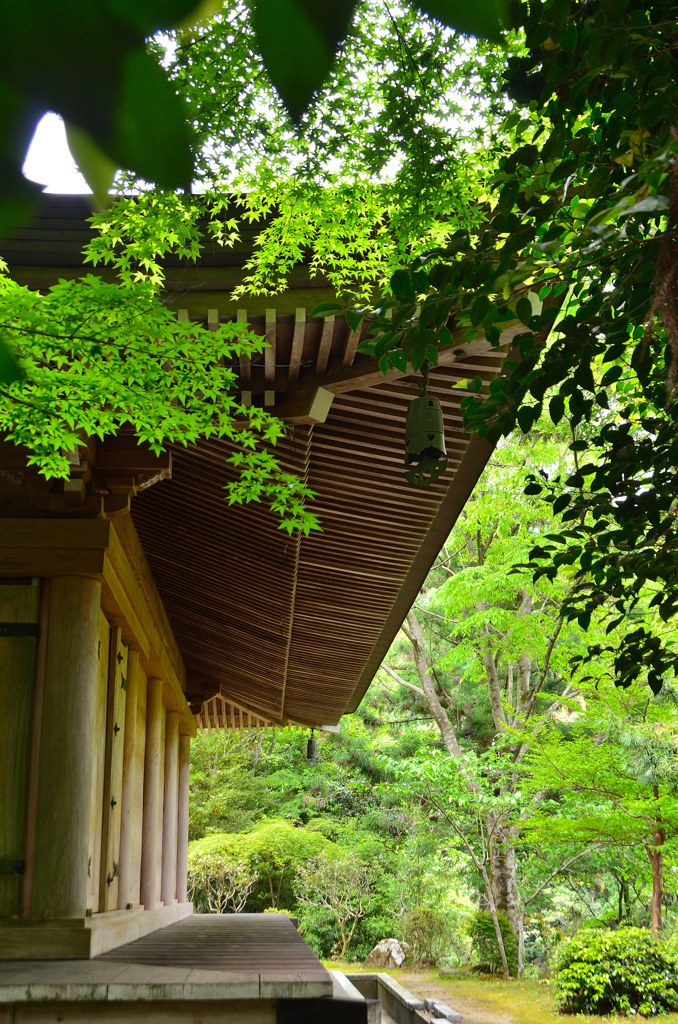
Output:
0,435,171,519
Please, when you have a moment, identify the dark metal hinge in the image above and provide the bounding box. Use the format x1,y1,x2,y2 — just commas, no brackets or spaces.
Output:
0,859,25,875
0,622,38,638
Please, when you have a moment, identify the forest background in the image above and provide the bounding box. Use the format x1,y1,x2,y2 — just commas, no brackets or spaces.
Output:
186,429,678,980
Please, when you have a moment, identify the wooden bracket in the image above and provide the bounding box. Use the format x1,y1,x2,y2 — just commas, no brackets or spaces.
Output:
272,387,334,425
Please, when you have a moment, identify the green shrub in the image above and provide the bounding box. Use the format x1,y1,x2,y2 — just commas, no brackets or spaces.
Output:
555,927,678,1017
403,907,452,965
297,906,338,959
469,910,518,976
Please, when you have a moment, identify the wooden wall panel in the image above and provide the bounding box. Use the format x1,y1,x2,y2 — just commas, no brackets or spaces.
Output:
0,581,39,917
86,610,110,912
131,666,147,907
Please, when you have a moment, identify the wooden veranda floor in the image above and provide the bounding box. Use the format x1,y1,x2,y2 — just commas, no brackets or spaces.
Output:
98,913,328,975
0,915,332,1003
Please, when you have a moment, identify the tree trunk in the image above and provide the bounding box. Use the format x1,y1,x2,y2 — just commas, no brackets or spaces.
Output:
647,832,665,934
478,860,510,979
482,651,508,733
406,608,521,963
251,731,264,775
406,612,462,758
488,818,521,939
517,903,525,978
647,785,665,934
513,590,533,725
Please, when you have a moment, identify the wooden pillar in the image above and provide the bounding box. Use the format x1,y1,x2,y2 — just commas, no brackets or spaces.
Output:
140,677,163,910
32,576,101,920
176,734,190,903
161,711,179,907
117,649,140,909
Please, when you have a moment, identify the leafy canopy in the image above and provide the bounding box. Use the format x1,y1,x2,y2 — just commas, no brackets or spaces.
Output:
0,267,318,532
0,0,506,235
90,2,517,303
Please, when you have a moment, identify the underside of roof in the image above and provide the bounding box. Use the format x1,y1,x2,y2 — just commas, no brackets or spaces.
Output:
1,196,517,727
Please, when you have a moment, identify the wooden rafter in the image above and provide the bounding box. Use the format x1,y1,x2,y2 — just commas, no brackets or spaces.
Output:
341,319,363,368
288,307,305,383
316,315,334,374
264,309,276,406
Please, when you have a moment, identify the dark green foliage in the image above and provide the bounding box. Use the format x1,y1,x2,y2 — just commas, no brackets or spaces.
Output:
297,905,338,959
469,910,519,977
188,818,332,912
0,0,198,232
251,0,505,121
555,927,678,1017
251,0,359,122
366,0,678,694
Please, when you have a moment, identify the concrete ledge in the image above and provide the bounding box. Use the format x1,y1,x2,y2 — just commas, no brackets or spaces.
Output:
349,973,425,1024
330,971,365,1001
3,998,380,1024
0,963,334,1003
259,972,332,999
0,903,193,960
425,997,461,1022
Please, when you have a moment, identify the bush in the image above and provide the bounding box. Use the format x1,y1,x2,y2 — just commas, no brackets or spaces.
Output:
187,818,332,912
403,907,453,965
555,927,678,1017
298,905,339,959
295,853,374,958
469,910,519,976
187,857,255,913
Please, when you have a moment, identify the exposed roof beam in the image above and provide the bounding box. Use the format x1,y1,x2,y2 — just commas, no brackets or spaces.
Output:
264,308,276,407
282,320,522,402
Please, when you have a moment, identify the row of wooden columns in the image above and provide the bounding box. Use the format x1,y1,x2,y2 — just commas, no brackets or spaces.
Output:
139,681,190,910
18,576,191,921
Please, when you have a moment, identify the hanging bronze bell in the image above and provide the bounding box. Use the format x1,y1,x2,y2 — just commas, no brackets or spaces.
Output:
404,394,448,487
306,730,319,763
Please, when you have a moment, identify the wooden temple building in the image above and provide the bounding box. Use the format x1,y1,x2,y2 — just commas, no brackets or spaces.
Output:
0,196,520,1022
